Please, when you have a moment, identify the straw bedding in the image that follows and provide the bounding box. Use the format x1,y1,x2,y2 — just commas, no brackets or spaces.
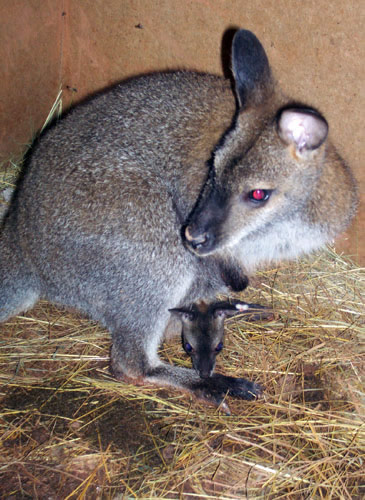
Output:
0,239,363,498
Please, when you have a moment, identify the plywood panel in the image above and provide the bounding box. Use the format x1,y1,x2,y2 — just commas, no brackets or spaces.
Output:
0,0,64,157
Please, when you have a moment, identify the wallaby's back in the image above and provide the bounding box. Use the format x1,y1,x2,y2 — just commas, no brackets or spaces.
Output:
6,73,235,317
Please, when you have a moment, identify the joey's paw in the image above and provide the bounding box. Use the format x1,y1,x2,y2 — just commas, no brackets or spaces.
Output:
192,374,262,413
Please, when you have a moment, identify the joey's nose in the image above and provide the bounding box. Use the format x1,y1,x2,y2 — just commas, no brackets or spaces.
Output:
199,368,212,379
197,360,215,379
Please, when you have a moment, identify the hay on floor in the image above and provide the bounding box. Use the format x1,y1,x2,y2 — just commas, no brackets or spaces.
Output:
0,249,363,499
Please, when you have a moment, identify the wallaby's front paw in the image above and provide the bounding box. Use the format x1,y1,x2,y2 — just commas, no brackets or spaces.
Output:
192,373,262,414
220,264,249,292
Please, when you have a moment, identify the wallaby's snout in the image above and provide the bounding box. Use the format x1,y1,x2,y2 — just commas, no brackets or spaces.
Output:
185,187,229,255
185,224,216,255
185,225,210,253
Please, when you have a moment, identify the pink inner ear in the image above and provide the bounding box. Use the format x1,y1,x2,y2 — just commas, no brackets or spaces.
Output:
278,109,328,152
235,303,249,311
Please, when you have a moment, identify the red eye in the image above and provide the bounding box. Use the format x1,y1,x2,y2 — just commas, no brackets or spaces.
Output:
252,189,266,200
248,189,272,203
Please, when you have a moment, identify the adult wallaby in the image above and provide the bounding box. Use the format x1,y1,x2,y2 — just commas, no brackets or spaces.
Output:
170,300,274,379
0,29,357,413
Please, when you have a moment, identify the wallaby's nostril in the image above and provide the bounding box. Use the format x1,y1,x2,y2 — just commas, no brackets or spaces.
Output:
185,225,194,242
191,235,208,250
185,226,209,249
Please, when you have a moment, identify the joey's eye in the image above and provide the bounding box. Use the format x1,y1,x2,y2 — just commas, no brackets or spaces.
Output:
185,343,193,353
248,189,272,203
215,342,223,353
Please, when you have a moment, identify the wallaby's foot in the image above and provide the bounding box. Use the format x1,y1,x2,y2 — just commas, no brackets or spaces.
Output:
109,350,145,385
110,346,262,415
191,373,262,414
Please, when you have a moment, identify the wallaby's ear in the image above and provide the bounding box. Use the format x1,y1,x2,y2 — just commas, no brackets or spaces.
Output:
277,108,328,155
232,29,273,108
233,301,275,322
211,301,244,319
169,308,196,323
212,300,274,321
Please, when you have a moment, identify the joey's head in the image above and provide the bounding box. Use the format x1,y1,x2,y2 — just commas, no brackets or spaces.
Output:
169,300,252,379
184,29,358,270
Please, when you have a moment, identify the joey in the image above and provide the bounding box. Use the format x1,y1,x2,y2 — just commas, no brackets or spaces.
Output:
170,300,273,379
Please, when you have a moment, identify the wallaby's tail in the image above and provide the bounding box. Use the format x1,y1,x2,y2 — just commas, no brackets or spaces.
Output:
0,225,39,322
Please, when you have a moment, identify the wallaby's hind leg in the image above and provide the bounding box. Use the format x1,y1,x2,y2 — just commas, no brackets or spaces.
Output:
110,336,262,415
146,364,262,414
0,230,39,322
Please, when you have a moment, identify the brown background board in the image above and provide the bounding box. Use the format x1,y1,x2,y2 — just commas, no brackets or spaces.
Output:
1,0,363,263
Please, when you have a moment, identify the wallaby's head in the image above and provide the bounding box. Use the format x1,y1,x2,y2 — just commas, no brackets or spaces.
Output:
169,300,260,379
184,30,358,271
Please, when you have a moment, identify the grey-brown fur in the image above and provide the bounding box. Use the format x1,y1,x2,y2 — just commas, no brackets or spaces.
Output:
0,30,357,412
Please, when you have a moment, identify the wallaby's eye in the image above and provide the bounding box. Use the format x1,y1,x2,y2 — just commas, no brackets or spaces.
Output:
185,342,193,353
215,342,223,353
247,189,272,204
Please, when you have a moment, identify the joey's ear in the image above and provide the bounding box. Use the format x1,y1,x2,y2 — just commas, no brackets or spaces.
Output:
232,29,274,108
233,301,275,322
169,308,195,322
277,108,328,155
211,302,244,319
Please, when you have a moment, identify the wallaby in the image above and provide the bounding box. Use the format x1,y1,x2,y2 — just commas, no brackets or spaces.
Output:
0,29,357,413
170,300,274,379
